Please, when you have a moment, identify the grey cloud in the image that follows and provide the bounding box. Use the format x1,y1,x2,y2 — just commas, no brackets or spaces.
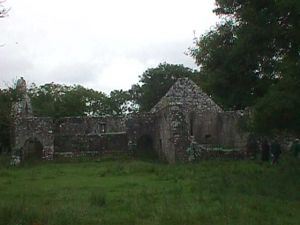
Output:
0,0,216,91
0,47,33,87
46,62,99,85
128,40,198,69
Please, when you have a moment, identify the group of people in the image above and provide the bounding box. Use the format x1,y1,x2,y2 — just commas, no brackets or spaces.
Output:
246,135,300,164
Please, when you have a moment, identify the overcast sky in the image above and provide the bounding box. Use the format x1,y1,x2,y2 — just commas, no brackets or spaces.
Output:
0,0,218,93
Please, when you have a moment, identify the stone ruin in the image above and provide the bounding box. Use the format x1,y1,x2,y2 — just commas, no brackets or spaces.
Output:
11,77,249,163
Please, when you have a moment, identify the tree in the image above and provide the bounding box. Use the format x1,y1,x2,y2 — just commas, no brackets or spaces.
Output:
190,20,274,109
253,63,300,135
29,83,133,117
130,63,200,111
109,90,132,115
0,86,21,152
0,0,9,18
190,0,300,134
29,83,112,117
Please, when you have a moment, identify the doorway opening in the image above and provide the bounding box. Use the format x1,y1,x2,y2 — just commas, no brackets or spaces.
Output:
22,138,43,160
136,135,157,160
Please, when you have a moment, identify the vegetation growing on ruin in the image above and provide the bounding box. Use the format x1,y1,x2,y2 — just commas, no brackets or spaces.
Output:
0,156,299,225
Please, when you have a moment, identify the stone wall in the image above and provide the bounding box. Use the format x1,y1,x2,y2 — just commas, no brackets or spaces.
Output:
149,78,248,162
12,115,129,159
153,108,176,162
11,77,249,163
125,113,155,142
216,111,248,149
55,116,126,135
12,117,54,159
54,133,128,157
126,107,190,163
53,116,128,156
12,109,248,162
190,111,248,150
125,113,156,157
151,78,223,114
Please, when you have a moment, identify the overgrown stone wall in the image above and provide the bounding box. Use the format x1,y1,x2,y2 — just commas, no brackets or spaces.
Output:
11,77,249,163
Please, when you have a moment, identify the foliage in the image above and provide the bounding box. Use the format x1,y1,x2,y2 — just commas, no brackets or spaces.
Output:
0,86,22,153
189,0,300,134
0,157,299,225
28,83,133,117
109,89,134,115
130,63,200,111
29,83,110,117
190,21,271,109
253,72,300,135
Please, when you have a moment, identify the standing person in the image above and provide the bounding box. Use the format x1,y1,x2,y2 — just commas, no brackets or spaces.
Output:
290,139,300,159
270,139,281,164
261,138,270,162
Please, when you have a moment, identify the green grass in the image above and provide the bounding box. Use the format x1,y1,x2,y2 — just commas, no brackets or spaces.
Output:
0,156,299,225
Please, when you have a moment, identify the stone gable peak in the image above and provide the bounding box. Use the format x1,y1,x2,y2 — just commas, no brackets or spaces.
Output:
150,77,223,113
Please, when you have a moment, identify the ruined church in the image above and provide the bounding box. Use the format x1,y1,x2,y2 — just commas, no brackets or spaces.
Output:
11,77,248,163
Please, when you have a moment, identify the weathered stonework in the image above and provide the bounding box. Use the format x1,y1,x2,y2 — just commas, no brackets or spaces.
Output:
149,78,248,162
53,116,128,157
11,77,33,118
151,78,223,114
12,117,54,160
11,78,249,163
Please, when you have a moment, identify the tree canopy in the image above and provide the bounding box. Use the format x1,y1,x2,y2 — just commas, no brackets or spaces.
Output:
190,0,300,134
0,86,21,152
28,83,132,117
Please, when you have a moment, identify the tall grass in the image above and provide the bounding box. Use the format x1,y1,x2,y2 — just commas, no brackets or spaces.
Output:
0,155,299,225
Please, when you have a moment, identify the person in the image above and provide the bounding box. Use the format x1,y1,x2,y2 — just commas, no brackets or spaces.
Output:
290,139,300,159
261,138,270,162
270,139,281,164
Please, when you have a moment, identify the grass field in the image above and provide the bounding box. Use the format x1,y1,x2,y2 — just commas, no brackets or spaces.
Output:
0,156,299,225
